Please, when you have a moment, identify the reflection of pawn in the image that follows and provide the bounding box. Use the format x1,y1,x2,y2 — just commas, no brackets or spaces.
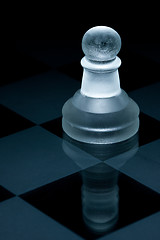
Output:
62,26,140,144
62,133,139,237
81,163,119,236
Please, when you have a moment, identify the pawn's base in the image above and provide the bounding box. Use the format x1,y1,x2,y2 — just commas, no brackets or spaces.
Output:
62,90,139,144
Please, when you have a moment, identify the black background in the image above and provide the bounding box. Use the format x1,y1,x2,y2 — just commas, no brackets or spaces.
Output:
15,3,160,44
15,3,160,82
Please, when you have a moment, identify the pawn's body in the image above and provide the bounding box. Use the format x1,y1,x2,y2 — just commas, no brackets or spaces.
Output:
62,26,139,144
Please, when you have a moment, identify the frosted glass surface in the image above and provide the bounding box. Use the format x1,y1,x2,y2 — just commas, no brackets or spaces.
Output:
81,69,121,98
62,92,139,144
82,26,121,61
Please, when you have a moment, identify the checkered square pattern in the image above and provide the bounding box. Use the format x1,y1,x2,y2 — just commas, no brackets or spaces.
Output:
0,44,159,240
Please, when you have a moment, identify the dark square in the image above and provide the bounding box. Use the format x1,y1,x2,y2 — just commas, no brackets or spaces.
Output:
21,165,160,240
0,104,35,138
41,117,62,139
0,51,52,87
139,112,160,146
16,52,52,82
0,185,15,202
57,61,82,83
41,113,160,147
118,49,160,92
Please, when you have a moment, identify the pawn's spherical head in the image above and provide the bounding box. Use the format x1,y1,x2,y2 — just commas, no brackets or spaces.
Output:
82,26,121,61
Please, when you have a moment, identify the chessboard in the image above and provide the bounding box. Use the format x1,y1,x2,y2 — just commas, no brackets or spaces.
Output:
0,39,160,240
